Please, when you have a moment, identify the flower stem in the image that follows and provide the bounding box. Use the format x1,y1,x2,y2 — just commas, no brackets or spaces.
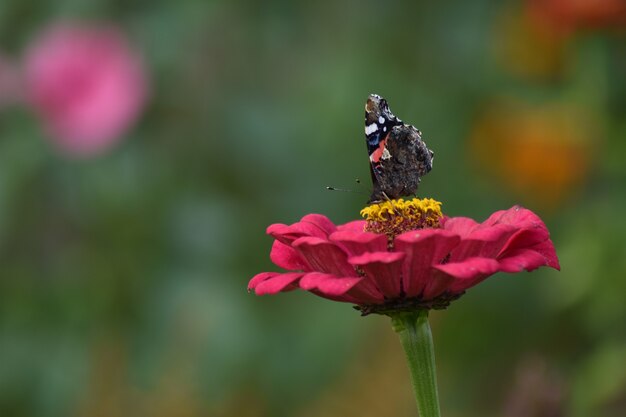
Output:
392,310,441,417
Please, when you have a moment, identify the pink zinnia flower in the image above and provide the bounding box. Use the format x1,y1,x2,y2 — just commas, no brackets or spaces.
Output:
249,199,559,315
24,23,148,157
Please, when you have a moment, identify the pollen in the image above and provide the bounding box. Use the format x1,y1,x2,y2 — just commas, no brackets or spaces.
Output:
360,197,443,239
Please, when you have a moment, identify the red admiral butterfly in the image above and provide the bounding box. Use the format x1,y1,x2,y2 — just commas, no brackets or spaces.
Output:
365,94,434,203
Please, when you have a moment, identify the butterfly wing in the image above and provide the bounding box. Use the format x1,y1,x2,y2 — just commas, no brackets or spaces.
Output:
364,94,434,203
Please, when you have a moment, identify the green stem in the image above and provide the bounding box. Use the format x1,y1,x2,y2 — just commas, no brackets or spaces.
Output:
392,310,441,417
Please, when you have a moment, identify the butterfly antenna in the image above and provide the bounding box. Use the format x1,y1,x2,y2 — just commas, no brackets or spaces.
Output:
326,186,367,195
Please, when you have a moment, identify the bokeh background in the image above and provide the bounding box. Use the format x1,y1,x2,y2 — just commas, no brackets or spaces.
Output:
1,1,625,416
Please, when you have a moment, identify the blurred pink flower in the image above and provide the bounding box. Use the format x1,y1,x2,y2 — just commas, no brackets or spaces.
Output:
249,205,559,315
24,24,148,157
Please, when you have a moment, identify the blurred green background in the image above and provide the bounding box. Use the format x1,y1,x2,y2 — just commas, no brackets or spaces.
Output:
1,1,626,416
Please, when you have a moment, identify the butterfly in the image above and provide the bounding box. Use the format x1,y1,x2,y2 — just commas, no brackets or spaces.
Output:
364,94,434,203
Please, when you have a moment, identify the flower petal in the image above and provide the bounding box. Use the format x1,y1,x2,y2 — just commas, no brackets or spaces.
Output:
395,229,461,297
497,221,551,254
434,257,501,280
490,206,560,270
349,251,405,298
329,230,388,256
433,257,501,294
336,220,366,232
481,206,550,241
482,205,534,227
266,214,339,246
300,272,382,303
500,226,550,255
441,216,480,236
292,237,356,277
249,272,304,295
420,270,457,300
479,208,510,226
300,213,337,236
267,221,328,245
248,272,277,291
450,224,518,261
526,239,560,270
497,248,555,273
270,240,310,271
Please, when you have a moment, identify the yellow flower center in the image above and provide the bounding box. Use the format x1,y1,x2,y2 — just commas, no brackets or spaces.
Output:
360,198,443,239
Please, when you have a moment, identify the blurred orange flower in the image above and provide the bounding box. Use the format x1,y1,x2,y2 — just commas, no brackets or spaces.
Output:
468,99,597,210
528,0,626,34
494,1,626,81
